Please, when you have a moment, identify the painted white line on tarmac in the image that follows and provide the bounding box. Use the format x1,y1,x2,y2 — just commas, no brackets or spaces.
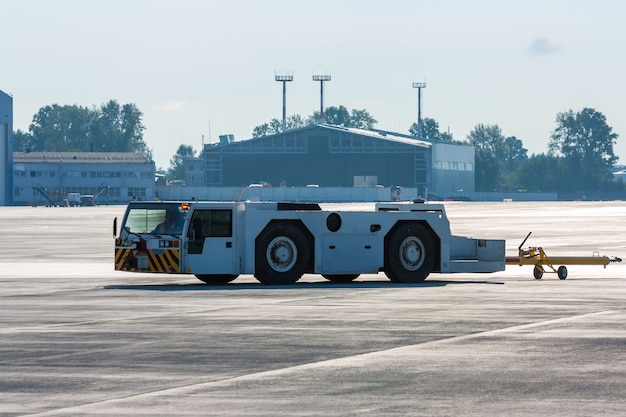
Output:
22,309,618,416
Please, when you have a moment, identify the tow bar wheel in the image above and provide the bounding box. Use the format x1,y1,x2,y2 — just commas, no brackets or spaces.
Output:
533,264,568,280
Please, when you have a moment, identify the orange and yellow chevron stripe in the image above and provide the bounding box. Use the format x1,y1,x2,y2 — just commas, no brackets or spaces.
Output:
115,248,180,273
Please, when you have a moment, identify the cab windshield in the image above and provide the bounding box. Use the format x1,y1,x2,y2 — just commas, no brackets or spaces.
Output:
123,203,185,235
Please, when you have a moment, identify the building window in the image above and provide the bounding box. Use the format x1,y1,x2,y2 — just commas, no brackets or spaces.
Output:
128,187,146,198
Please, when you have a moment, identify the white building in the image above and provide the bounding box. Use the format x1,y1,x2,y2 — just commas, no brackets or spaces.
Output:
13,152,155,206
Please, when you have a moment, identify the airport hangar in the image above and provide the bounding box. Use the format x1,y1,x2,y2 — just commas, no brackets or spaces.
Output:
12,152,155,206
1,89,13,206
190,124,475,196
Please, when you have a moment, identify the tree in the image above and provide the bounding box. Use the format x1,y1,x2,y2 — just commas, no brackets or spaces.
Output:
286,114,307,130
26,104,93,152
252,106,377,137
548,108,618,191
346,108,377,129
316,105,351,125
168,144,197,180
309,105,377,129
510,153,559,192
252,115,308,138
409,118,455,142
90,101,147,152
466,124,507,191
17,100,148,154
13,129,33,152
503,136,528,173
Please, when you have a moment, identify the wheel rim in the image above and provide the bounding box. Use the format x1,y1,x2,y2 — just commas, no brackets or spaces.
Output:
399,236,425,271
266,236,297,272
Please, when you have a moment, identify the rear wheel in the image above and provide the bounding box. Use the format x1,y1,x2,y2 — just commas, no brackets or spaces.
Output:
255,223,310,285
322,274,359,282
557,265,568,280
533,265,544,280
384,222,435,283
195,274,238,284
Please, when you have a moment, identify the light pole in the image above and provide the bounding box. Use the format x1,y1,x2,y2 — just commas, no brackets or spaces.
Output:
412,82,426,137
275,73,293,132
313,74,331,122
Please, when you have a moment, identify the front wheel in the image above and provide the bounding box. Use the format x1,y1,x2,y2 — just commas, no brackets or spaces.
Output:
255,223,310,285
384,223,435,283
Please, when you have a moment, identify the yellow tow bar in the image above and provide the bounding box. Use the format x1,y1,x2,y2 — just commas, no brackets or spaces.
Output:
505,232,622,279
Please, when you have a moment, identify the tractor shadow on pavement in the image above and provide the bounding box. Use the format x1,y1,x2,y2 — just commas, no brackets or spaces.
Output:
104,279,505,292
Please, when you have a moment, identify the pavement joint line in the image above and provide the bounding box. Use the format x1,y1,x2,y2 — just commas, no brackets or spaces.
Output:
1,285,445,335
20,309,621,416
0,293,364,335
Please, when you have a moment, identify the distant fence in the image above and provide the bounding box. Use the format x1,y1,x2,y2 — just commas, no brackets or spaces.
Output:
157,186,391,202
155,186,558,203
441,191,558,202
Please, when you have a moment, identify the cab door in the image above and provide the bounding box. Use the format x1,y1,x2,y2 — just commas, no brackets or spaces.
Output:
183,208,236,274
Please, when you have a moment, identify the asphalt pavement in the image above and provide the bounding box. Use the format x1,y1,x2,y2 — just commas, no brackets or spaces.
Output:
1,201,625,416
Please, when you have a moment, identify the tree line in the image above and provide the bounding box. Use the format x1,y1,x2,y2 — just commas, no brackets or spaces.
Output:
13,100,622,195
467,108,619,194
14,100,150,157
249,105,621,195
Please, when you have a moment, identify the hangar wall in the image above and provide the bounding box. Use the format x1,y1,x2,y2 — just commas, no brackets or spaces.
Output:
202,125,434,189
0,90,13,206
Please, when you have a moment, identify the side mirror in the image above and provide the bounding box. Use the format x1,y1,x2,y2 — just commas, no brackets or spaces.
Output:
113,217,118,238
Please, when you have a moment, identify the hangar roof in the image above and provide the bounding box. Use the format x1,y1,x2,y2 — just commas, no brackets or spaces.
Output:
208,124,433,150
13,152,151,164
333,125,432,148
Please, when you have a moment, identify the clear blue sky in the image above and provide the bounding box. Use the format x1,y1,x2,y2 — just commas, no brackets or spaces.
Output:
3,0,626,170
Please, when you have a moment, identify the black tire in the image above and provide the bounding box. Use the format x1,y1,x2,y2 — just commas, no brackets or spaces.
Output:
195,274,238,284
557,265,568,280
384,222,435,283
254,223,310,285
322,274,359,282
533,265,544,280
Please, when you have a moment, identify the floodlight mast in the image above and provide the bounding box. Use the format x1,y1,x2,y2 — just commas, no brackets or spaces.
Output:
275,73,294,132
312,74,331,122
412,82,426,137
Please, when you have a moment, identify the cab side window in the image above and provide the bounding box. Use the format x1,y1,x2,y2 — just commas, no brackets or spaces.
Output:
188,209,233,254
209,210,232,237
